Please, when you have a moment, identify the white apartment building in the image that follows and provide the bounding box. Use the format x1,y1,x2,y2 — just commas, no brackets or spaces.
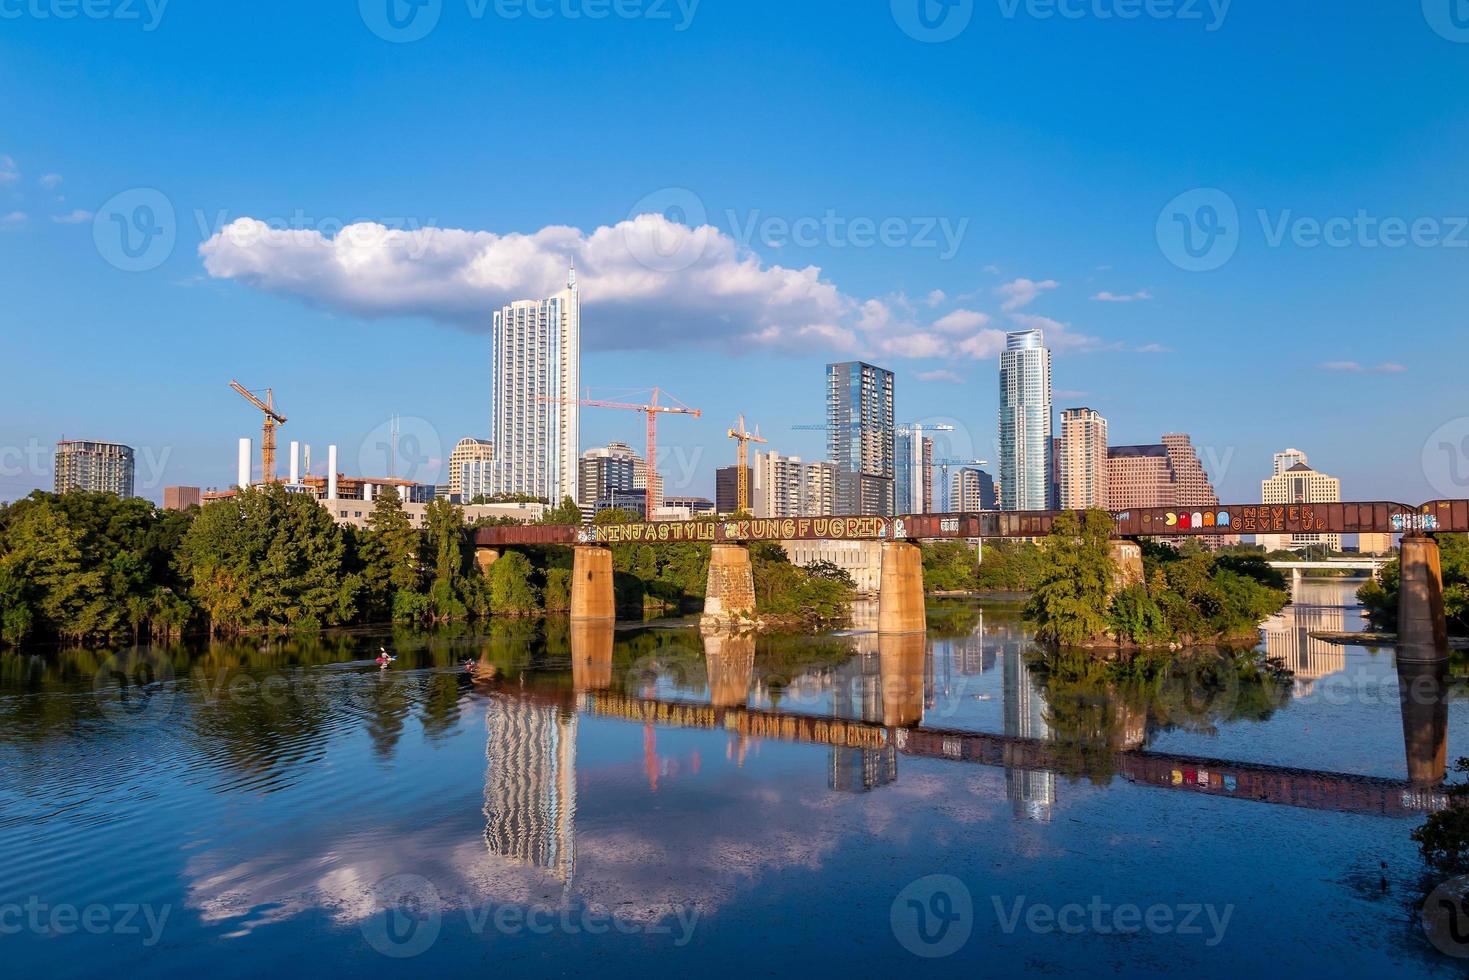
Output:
755,452,836,519
490,269,581,505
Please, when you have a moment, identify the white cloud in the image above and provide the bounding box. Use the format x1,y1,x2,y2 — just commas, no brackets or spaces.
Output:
1,211,26,226
1320,360,1406,374
1092,290,1153,303
51,208,92,225
995,277,1058,312
201,214,857,353
931,309,991,334
878,331,948,359
1133,342,1170,353
199,214,1125,363
956,330,1009,359
982,264,1001,275
916,369,964,384
0,156,17,184
39,173,62,190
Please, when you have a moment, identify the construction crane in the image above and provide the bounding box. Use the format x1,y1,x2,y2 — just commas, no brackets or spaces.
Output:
726,415,767,514
540,389,701,517
228,380,287,485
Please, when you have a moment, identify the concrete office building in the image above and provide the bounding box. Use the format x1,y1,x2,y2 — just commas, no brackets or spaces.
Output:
579,442,638,509
1259,451,1342,552
448,438,494,499
950,467,998,512
54,440,134,497
490,269,580,505
163,486,201,510
1059,408,1108,510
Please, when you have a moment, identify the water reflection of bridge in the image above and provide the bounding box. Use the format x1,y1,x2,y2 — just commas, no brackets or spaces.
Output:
473,620,1453,855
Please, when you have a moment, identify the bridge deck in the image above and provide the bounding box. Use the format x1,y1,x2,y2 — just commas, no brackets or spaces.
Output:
474,500,1468,547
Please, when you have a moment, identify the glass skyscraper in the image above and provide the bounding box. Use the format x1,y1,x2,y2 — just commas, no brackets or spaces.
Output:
490,269,581,505
826,361,895,516
998,329,1054,511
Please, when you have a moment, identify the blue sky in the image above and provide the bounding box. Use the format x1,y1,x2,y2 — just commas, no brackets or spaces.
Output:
2,1,1467,504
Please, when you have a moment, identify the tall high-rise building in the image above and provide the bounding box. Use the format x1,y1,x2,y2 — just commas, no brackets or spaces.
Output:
826,361,895,516
448,438,494,499
998,330,1053,511
54,440,134,497
1259,451,1342,551
490,269,580,505
755,452,836,519
1059,408,1109,510
949,467,997,512
894,430,937,514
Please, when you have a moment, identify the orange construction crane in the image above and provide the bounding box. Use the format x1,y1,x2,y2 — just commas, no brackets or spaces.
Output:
726,415,767,514
229,380,287,485
540,388,701,517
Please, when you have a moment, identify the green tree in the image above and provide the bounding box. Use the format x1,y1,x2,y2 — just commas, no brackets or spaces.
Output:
1025,510,1116,647
489,550,541,615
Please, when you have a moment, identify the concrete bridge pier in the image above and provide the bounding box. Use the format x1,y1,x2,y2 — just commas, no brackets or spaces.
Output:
571,619,615,691
571,545,616,622
475,547,501,578
1108,539,1145,593
703,543,757,625
879,632,927,728
1398,535,1449,663
1397,657,1449,786
877,541,926,634
702,628,756,708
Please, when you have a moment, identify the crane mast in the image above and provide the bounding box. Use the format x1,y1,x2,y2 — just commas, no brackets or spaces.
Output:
229,380,288,485
726,415,767,514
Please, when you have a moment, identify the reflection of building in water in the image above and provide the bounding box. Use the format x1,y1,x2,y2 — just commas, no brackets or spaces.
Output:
829,745,898,792
1003,646,1056,822
829,642,897,790
483,699,577,882
1259,603,1346,696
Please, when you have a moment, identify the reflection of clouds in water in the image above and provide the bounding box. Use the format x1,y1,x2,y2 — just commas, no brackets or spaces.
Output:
180,750,1020,937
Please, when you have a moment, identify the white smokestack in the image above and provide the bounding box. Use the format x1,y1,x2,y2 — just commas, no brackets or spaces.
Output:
364,482,374,503
327,445,338,499
237,438,252,489
289,441,300,484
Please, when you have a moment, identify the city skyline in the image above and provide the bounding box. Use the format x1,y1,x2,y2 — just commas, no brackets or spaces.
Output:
2,6,1464,507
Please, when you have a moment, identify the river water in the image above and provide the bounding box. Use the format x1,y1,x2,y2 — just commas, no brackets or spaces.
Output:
1,580,1464,977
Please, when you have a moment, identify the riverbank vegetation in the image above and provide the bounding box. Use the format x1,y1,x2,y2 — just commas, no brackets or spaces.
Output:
1024,510,1290,651
0,489,854,648
1360,533,1469,635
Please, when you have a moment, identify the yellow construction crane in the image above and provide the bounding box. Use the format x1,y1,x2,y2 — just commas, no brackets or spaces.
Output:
229,380,287,485
726,414,767,514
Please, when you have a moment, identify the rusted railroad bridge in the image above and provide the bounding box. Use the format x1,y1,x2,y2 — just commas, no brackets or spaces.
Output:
474,500,1469,657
